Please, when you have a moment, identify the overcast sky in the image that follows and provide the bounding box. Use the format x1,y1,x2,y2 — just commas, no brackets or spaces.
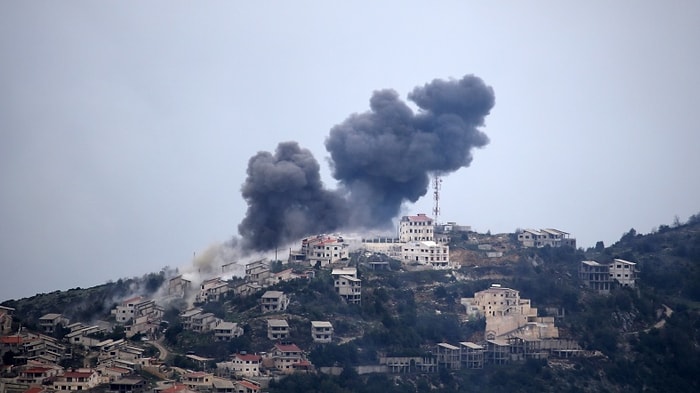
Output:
2,1,699,301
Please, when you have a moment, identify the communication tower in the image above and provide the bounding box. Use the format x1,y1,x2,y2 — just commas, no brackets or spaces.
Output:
432,175,442,223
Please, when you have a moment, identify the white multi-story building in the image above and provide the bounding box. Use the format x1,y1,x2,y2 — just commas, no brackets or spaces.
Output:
399,214,435,242
401,241,450,268
310,321,333,343
609,258,638,288
52,369,100,391
517,229,576,248
362,213,451,269
112,297,162,325
214,322,244,342
231,353,262,377
260,291,290,313
267,319,289,341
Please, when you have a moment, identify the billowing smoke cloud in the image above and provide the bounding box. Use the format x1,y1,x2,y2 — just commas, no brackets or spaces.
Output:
238,142,348,250
239,74,495,251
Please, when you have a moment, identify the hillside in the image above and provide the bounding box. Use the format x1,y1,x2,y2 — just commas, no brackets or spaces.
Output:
2,216,699,392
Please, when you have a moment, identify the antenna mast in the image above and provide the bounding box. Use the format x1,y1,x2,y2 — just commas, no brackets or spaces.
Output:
432,174,442,223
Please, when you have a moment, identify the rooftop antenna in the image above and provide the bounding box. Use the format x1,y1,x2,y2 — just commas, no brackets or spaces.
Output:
432,174,442,224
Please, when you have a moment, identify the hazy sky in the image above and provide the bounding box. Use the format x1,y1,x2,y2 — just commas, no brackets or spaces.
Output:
2,1,699,301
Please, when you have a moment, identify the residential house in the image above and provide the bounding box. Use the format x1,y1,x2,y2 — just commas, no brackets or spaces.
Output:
234,380,261,393
270,343,307,374
609,258,638,288
168,275,192,298
260,291,289,313
191,312,219,333
112,297,162,325
231,353,262,377
211,377,236,393
266,269,299,287
310,321,333,343
436,343,460,370
401,241,450,269
52,369,100,391
196,278,231,303
180,372,213,391
267,319,289,341
300,234,349,267
517,228,576,248
245,260,271,284
38,313,69,334
214,322,243,342
332,268,361,304
16,362,63,385
24,334,70,363
64,325,106,349
580,260,612,293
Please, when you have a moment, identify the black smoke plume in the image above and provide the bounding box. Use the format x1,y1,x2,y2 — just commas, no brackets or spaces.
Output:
239,74,495,251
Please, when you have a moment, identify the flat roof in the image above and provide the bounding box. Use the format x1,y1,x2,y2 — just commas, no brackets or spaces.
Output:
311,321,332,328
437,343,459,350
267,319,289,327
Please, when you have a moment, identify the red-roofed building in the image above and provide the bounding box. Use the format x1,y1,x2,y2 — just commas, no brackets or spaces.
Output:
231,353,262,377
271,343,307,374
300,234,349,267
234,379,261,393
17,364,63,385
52,369,100,391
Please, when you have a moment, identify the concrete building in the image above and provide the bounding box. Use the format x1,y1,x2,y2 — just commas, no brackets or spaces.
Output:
459,342,485,369
401,241,450,268
196,278,231,303
332,268,361,304
310,321,333,343
270,343,306,374
214,322,244,342
436,343,461,370
580,260,612,293
260,291,290,313
231,353,262,377
38,313,69,334
52,369,100,391
362,213,451,269
267,319,289,341
609,258,638,288
245,260,271,285
181,372,213,391
461,284,559,340
300,234,349,267
399,214,435,242
517,228,576,248
112,297,162,325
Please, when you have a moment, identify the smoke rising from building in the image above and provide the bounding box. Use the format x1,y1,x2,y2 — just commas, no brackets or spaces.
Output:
239,74,495,251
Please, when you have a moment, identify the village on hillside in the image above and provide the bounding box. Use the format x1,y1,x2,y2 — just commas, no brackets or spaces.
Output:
0,214,641,393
